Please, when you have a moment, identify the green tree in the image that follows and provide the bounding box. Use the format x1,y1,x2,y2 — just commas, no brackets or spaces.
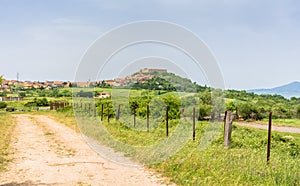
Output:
211,89,225,120
226,101,236,112
129,93,152,118
162,93,181,119
198,89,212,105
297,106,300,118
198,104,212,120
237,102,263,120
0,75,3,87
37,98,49,106
96,98,115,118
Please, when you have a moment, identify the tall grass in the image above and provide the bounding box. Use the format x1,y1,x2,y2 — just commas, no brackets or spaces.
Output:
152,126,300,185
46,110,300,185
0,113,16,171
260,118,300,128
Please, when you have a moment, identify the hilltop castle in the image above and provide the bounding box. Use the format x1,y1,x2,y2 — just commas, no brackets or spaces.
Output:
140,68,167,73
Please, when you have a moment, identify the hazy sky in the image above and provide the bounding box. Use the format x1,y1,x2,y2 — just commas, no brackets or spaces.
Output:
0,0,300,90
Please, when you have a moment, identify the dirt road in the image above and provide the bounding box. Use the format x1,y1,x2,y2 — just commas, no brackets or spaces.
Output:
236,122,300,134
0,115,171,186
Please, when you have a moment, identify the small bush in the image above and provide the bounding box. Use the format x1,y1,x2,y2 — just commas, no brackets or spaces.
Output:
6,107,15,112
25,98,49,107
35,98,49,106
0,102,7,109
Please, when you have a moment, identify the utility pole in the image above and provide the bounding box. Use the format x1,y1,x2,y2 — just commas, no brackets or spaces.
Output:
16,72,19,95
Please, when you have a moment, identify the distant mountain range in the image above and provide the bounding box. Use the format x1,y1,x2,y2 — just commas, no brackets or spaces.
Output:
247,81,300,99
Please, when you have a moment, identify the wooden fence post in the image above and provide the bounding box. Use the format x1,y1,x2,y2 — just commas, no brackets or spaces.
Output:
193,107,196,140
116,105,120,120
94,105,97,117
147,104,149,132
134,107,136,128
235,106,239,121
224,110,234,147
181,108,185,117
88,103,91,116
224,111,228,134
267,112,272,163
166,106,169,137
101,104,104,121
107,103,110,123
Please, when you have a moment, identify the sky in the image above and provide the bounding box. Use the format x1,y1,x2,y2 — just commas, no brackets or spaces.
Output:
0,0,300,90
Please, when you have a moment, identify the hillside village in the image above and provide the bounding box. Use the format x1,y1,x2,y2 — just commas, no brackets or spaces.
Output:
0,68,166,93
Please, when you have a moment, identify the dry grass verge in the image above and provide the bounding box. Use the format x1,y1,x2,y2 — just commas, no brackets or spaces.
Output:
0,113,16,171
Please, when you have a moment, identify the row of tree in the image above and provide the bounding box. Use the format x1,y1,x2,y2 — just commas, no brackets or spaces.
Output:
91,88,300,121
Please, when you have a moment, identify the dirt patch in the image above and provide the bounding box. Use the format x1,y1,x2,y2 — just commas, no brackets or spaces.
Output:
0,114,173,186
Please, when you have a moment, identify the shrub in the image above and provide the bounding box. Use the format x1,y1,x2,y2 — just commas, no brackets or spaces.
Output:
35,98,49,106
237,102,263,120
6,107,15,112
25,98,49,107
0,102,7,109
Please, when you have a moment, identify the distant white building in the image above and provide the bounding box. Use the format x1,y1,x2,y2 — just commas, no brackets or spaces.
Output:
140,68,167,73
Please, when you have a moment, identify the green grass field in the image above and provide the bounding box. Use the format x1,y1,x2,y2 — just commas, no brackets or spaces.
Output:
1,87,299,184
0,113,16,171
151,126,300,185
46,111,300,185
258,118,300,128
